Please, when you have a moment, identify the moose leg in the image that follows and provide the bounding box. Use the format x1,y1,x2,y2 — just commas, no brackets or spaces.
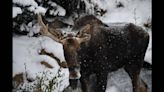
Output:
95,72,108,92
80,76,90,92
139,78,148,92
124,62,147,92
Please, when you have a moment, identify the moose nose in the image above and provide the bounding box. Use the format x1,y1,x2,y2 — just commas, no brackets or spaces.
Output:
69,71,81,79
69,65,81,79
69,65,80,71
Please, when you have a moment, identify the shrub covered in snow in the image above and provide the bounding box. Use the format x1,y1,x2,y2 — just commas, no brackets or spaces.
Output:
13,36,69,92
13,0,106,36
13,0,65,36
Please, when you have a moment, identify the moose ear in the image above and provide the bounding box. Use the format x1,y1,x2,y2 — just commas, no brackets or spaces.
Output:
81,24,91,33
77,24,92,37
76,33,91,44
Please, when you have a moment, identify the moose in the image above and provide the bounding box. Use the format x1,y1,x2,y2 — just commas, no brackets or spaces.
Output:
37,14,149,92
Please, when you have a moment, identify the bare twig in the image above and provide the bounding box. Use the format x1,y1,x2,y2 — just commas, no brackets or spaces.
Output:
133,8,140,24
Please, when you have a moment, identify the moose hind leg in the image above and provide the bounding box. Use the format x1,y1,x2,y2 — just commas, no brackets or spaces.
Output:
124,63,147,92
139,78,148,92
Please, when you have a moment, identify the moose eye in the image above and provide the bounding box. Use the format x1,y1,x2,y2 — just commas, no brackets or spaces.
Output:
77,47,81,51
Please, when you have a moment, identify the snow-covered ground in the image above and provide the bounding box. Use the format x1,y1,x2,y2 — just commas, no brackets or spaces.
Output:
13,0,151,92
106,68,152,92
98,0,151,25
144,30,152,64
63,68,151,92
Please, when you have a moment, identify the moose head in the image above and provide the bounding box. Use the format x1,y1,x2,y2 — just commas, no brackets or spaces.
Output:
37,14,91,80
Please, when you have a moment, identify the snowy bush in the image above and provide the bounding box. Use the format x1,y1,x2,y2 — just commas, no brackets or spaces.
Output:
13,0,66,36
13,0,107,36
13,68,65,92
13,36,69,92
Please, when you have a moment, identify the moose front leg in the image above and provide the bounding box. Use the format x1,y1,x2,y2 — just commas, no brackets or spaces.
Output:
96,72,108,92
130,73,147,92
80,76,90,92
